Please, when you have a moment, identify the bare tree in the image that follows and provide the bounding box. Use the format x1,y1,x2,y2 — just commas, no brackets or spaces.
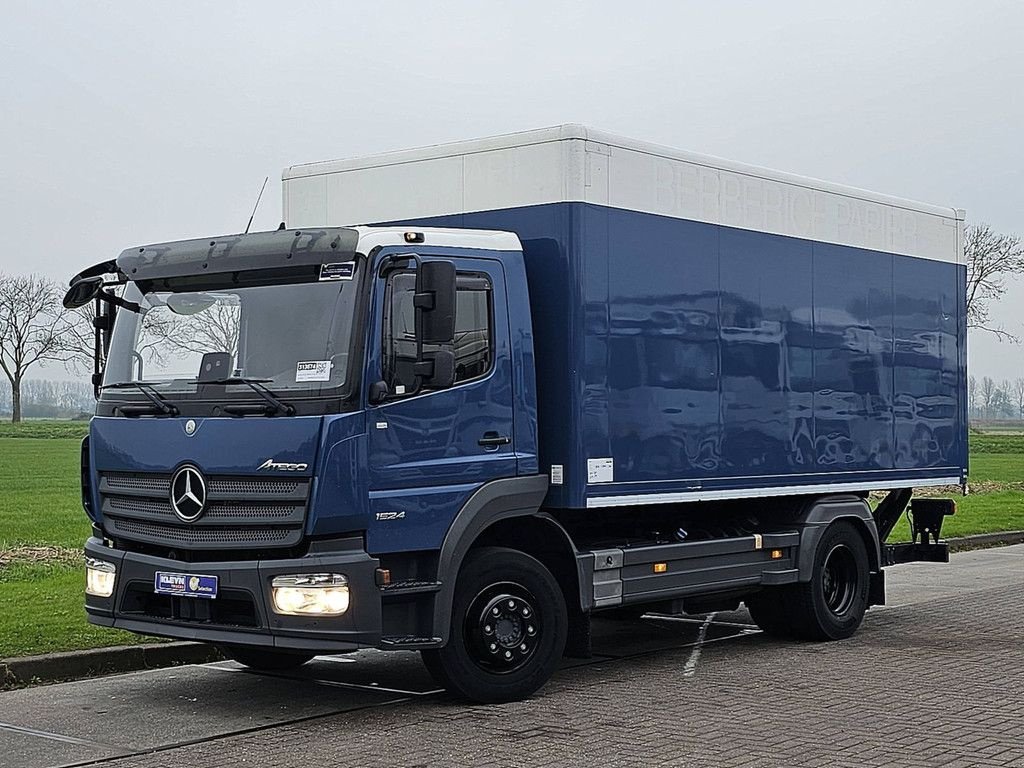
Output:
66,295,185,384
996,379,1014,419
968,375,978,418
0,274,77,422
1015,377,1024,421
980,376,996,420
64,303,102,377
169,303,241,358
965,224,1024,341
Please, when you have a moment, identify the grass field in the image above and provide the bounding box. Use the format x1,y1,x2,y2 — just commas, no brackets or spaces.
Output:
0,562,148,657
0,437,92,549
0,425,150,656
0,420,89,440
0,419,1021,658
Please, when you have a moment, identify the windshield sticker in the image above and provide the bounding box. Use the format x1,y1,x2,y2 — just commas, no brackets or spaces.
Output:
320,262,355,281
295,360,332,382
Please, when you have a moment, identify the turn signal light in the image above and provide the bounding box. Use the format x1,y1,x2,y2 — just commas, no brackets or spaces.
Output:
770,549,784,560
653,562,668,574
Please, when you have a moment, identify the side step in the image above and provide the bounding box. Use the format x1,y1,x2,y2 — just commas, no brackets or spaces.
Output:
379,580,442,597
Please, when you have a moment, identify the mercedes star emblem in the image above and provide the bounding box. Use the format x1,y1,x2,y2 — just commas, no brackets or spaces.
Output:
170,465,207,522
184,419,197,436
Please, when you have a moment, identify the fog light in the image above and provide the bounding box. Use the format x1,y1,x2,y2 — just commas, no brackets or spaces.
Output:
86,557,116,598
271,574,349,616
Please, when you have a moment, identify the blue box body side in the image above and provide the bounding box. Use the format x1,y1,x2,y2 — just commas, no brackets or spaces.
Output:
385,202,967,510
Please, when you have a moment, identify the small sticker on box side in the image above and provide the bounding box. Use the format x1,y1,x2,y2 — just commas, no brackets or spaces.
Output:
320,262,355,281
295,360,332,382
587,458,614,484
550,465,563,485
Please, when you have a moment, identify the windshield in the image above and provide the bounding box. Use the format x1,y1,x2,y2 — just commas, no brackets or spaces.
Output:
103,274,361,397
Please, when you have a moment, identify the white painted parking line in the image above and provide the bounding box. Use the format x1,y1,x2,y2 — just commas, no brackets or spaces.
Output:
204,662,445,697
644,614,757,630
0,721,114,750
682,612,716,678
312,655,357,664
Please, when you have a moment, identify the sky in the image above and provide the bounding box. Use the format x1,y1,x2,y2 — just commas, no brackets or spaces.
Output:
2,1,1022,382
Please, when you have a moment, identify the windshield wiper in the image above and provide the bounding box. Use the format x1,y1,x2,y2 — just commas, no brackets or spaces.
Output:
101,381,179,416
208,377,295,416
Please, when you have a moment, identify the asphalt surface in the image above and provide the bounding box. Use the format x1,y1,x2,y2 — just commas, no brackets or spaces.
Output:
1,544,1021,768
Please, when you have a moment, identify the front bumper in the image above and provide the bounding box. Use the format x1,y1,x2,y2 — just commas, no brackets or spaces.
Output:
84,537,382,652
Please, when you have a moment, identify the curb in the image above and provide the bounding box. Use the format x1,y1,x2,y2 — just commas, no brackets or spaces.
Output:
0,641,223,689
945,530,1024,551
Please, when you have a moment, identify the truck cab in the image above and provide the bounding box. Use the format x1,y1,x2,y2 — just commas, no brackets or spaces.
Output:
73,227,555,680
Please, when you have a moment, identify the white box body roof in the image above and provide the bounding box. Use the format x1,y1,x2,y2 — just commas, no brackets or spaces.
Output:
283,124,964,265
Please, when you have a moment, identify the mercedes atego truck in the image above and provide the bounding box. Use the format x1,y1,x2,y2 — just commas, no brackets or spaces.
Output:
66,126,966,703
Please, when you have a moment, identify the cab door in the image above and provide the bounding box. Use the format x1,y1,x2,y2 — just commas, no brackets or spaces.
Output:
365,253,516,554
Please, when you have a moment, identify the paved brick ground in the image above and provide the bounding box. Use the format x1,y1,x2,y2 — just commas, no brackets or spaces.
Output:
96,581,1024,768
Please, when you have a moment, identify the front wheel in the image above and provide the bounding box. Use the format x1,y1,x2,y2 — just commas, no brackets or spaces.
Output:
421,546,567,703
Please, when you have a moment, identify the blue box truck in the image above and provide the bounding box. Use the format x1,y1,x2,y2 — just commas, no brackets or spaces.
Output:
66,126,966,702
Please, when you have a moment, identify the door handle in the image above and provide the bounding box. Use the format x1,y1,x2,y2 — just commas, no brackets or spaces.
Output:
478,433,511,448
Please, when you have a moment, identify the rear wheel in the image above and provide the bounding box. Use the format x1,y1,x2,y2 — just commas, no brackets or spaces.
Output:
421,546,567,703
791,521,870,640
747,521,870,641
745,589,793,638
220,646,315,671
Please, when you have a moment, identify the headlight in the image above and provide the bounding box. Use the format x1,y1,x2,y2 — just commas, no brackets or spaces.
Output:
86,557,116,598
271,574,349,616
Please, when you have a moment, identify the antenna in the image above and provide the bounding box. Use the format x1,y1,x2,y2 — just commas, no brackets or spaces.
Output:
244,176,269,235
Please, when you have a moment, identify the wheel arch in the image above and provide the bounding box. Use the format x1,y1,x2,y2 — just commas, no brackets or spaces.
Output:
470,514,584,619
795,495,882,581
431,475,563,641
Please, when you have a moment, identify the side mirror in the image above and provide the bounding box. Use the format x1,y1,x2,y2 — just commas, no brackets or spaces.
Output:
63,277,104,309
414,261,456,344
412,349,456,390
427,349,455,389
368,380,390,405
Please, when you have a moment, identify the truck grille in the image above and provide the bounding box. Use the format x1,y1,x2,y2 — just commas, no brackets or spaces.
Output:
99,471,310,551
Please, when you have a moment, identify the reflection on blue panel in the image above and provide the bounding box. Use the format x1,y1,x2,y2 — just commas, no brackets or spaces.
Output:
812,244,894,471
893,257,960,468
606,210,720,480
720,229,814,475
386,202,967,508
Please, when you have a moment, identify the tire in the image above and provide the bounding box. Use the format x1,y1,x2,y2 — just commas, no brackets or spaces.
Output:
421,546,568,704
788,520,871,641
420,646,451,688
745,590,793,638
220,645,315,671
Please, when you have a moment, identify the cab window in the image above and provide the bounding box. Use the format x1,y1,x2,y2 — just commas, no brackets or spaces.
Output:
383,271,493,393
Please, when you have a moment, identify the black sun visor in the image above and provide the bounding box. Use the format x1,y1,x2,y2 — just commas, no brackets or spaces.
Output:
116,227,360,282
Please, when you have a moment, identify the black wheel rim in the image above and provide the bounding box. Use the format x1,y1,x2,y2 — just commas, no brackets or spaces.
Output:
821,544,858,616
463,582,541,674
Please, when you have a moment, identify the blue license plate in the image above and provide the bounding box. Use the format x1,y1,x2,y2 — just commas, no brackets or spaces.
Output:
154,572,218,599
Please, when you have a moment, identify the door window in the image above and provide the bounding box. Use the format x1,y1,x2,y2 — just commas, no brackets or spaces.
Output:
383,271,493,394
